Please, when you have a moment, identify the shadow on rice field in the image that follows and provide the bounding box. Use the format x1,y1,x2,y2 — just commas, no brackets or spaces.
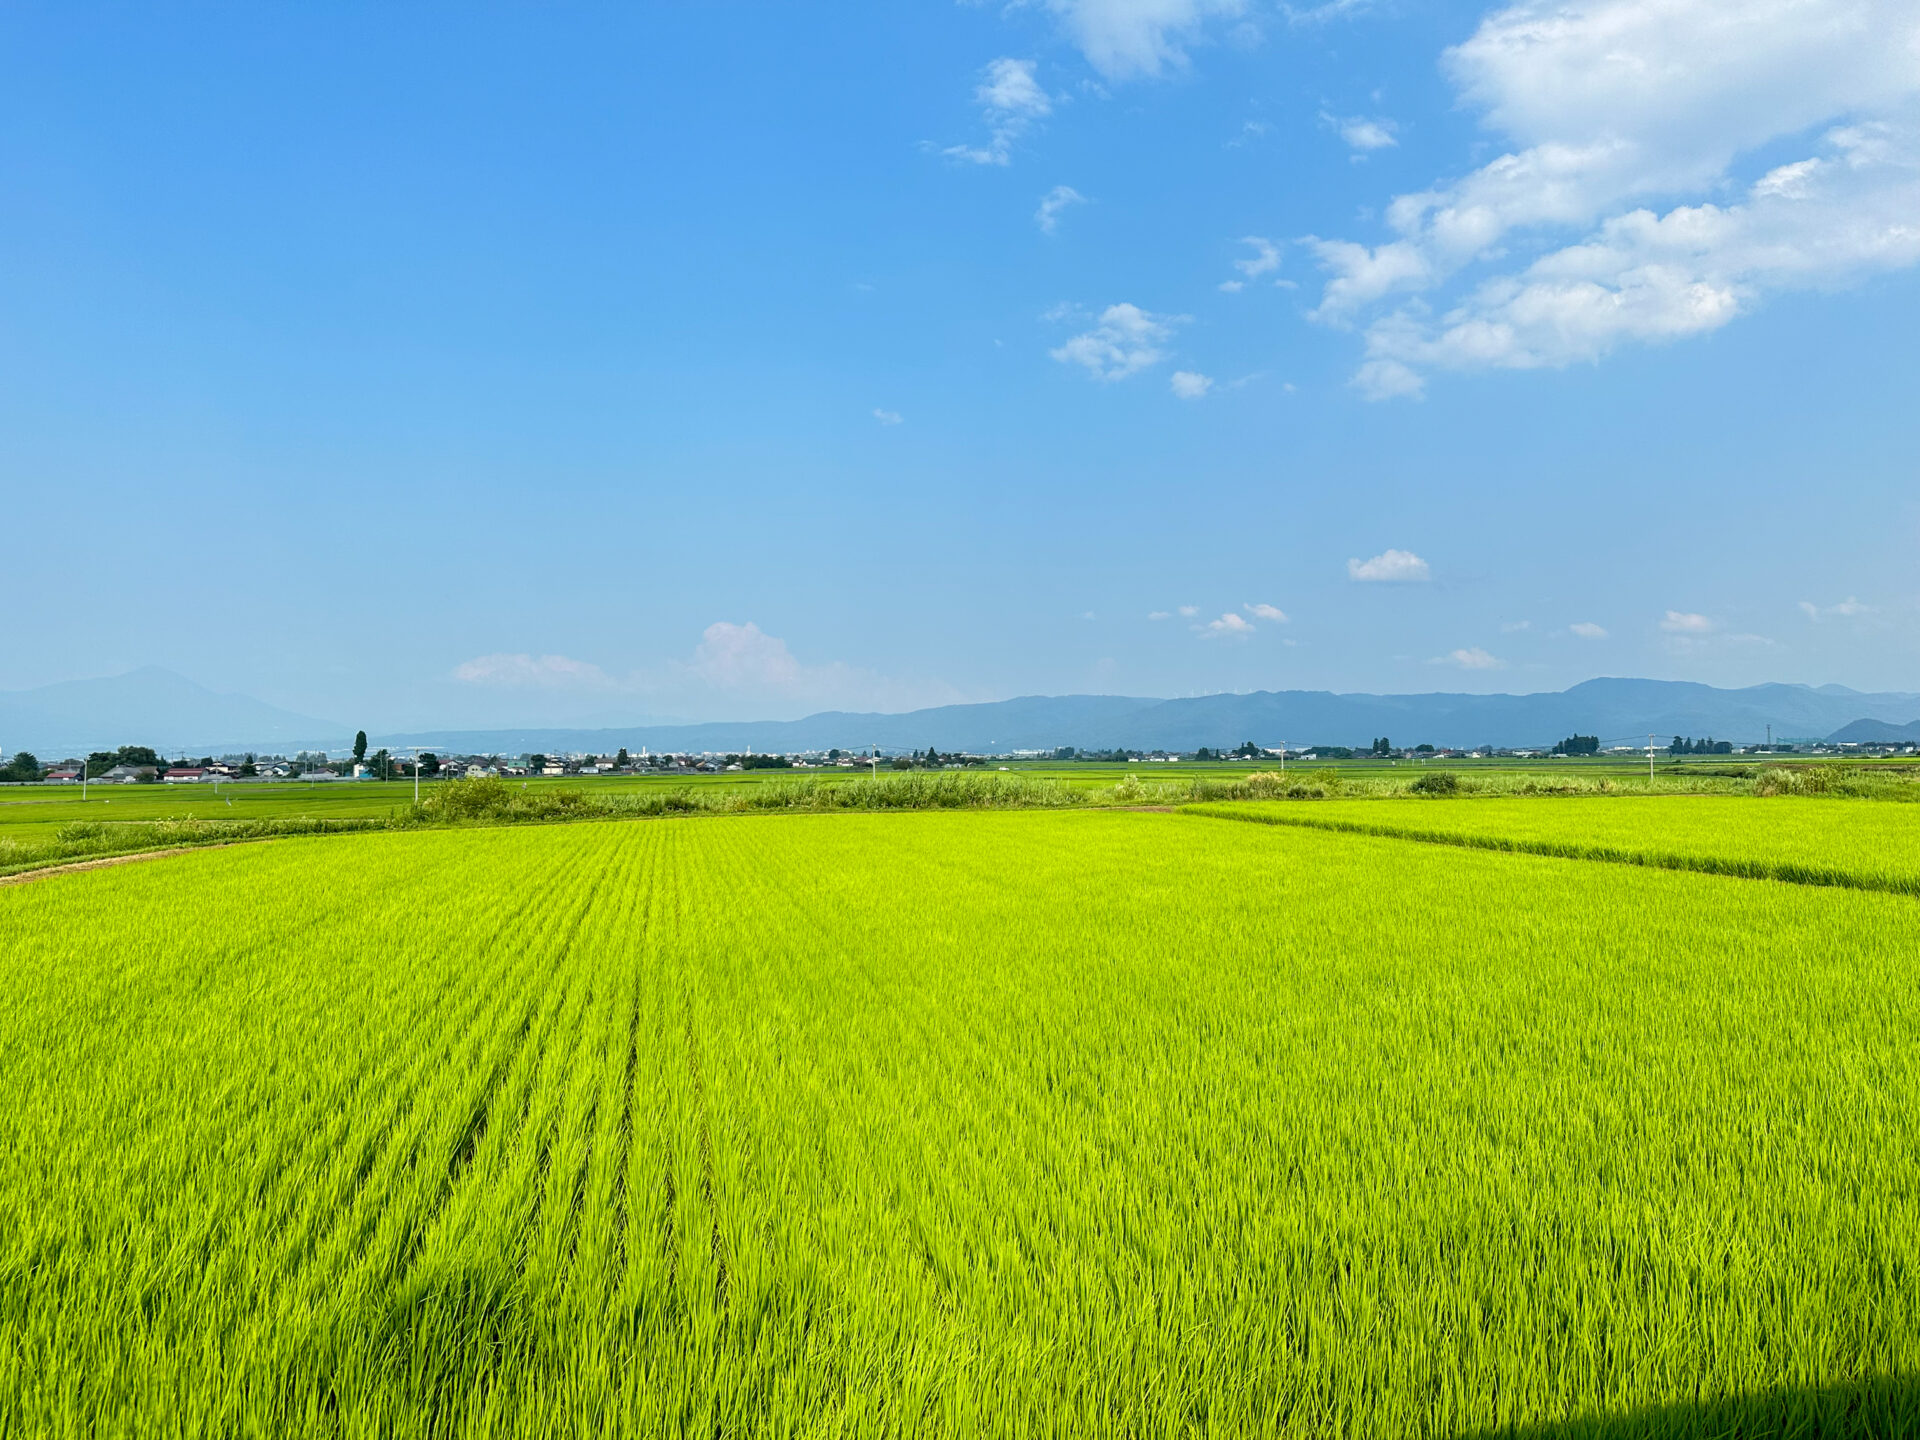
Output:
1450,1373,1920,1439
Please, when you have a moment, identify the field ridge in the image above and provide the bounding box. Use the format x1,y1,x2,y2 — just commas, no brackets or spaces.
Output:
1182,803,1920,898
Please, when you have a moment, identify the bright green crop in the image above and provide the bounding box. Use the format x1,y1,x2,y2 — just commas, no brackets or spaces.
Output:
2,811,1916,1437
1191,793,1920,894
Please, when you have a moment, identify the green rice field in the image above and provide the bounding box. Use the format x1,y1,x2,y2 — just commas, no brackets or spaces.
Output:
3,805,1918,1436
1191,794,1920,895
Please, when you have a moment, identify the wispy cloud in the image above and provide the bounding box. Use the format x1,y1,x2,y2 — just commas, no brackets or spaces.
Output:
872,408,903,426
1432,646,1504,670
1035,184,1087,234
1235,235,1281,277
1050,302,1181,380
1177,604,1199,617
1659,610,1714,634
944,58,1051,165
1042,0,1249,81
1170,370,1213,399
1569,621,1608,639
1202,611,1256,637
455,622,962,718
1323,111,1398,154
452,653,614,689
1348,548,1430,582
1799,597,1875,621
1245,602,1288,622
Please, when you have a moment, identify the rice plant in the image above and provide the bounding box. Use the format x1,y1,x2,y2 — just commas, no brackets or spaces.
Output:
1,812,1917,1436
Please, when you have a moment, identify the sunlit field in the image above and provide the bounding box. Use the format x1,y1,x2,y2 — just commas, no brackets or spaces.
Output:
3,808,1916,1437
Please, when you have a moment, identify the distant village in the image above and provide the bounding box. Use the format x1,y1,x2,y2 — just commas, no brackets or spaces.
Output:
1,729,1904,786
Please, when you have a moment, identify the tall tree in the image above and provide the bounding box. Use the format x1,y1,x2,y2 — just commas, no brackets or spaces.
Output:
353,731,368,764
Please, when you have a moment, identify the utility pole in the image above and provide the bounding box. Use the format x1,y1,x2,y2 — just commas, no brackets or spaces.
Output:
81,755,88,802
1648,733,1655,785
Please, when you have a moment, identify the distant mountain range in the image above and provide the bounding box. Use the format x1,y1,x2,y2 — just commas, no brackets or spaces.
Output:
4,670,1916,759
389,678,1920,755
1826,716,1920,745
0,668,342,756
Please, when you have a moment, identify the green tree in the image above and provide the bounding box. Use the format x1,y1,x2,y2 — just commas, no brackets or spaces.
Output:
615,747,630,768
419,752,440,776
353,731,368,764
1,751,40,782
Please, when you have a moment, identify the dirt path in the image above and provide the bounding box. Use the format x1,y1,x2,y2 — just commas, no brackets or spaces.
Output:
0,843,256,887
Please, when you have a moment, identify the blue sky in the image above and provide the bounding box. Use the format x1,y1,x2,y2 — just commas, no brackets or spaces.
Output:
4,0,1917,727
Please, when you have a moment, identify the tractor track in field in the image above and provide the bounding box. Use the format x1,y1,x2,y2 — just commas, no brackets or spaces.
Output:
0,841,266,885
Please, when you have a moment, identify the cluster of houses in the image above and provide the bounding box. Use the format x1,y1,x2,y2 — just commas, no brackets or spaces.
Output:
18,734,1907,788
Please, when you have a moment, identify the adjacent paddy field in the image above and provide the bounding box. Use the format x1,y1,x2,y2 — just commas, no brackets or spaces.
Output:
1192,793,1920,895
3,801,1917,1437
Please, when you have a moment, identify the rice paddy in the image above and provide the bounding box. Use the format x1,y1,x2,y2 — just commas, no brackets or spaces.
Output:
2,805,1917,1437
1189,793,1920,895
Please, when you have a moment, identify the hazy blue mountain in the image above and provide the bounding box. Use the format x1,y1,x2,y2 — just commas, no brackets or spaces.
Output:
1826,717,1920,744
389,678,1920,755
10,669,1916,759
0,668,343,756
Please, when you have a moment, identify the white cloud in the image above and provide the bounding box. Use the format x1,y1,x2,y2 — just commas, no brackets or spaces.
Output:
1217,280,1245,293
1245,602,1288,622
1325,112,1398,153
458,623,962,720
1351,357,1426,401
872,409,903,426
945,58,1051,165
1050,302,1180,380
1659,610,1714,634
1234,235,1282,278
1433,646,1505,669
1035,184,1087,233
1170,370,1214,398
1203,611,1256,637
1799,596,1875,620
1348,548,1431,582
1043,0,1247,80
452,653,613,689
688,621,805,691
1500,619,1531,633
1308,0,1920,395
1569,621,1608,639
1177,604,1200,617
1148,610,1172,620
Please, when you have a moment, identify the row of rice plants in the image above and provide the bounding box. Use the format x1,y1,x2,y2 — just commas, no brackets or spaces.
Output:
3,811,1918,1435
1186,793,1920,895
